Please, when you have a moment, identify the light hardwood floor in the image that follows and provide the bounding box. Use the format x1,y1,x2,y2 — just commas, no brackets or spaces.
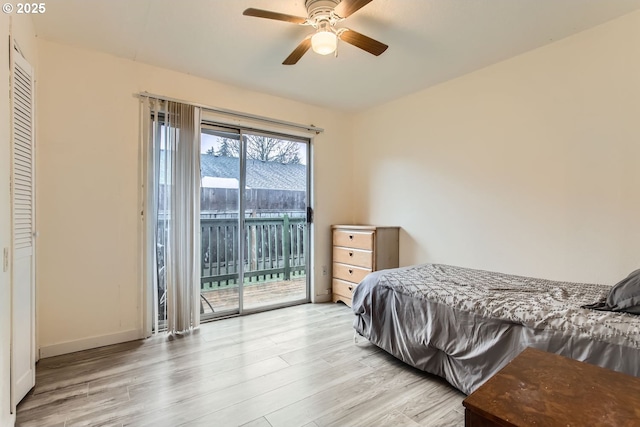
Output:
17,303,465,427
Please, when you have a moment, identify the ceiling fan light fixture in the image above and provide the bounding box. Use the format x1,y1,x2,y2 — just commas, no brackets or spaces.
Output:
244,0,386,65
311,30,337,55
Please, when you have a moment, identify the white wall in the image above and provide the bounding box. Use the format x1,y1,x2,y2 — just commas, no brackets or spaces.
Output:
1,13,37,427
36,39,354,356
352,10,640,285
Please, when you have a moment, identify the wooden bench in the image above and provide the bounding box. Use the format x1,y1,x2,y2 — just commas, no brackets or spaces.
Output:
463,347,640,427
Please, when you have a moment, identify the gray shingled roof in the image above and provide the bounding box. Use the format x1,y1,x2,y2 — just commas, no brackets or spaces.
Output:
200,155,306,191
159,152,306,191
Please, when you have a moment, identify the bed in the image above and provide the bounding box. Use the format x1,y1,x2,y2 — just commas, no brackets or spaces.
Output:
352,263,640,395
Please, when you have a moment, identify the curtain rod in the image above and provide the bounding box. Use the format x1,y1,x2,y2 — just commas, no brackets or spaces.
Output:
136,92,324,134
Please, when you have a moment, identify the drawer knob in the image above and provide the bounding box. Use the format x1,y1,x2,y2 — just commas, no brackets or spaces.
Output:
348,252,354,257
348,269,353,275
348,235,354,240
348,286,353,291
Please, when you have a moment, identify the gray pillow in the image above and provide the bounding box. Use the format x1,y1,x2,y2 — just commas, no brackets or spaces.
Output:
582,269,640,315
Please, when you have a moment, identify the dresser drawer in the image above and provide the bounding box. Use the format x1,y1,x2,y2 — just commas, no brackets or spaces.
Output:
333,262,371,284
332,279,355,308
333,246,373,269
332,293,352,307
332,278,356,298
333,230,374,251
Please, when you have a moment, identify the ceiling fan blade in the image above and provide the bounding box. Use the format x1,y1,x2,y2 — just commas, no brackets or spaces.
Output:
283,37,312,65
339,29,388,56
334,0,373,18
243,8,307,24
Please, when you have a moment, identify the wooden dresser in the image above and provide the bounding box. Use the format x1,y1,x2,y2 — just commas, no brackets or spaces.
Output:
463,347,640,427
331,225,399,307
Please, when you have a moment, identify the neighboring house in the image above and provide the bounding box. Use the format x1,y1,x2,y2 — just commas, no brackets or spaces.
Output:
159,154,307,213
200,155,307,214
199,154,306,192
159,153,306,190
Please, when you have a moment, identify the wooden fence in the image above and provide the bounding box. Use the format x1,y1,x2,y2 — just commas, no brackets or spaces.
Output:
200,215,306,288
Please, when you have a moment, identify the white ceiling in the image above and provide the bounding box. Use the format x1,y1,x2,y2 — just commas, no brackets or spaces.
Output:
32,0,640,111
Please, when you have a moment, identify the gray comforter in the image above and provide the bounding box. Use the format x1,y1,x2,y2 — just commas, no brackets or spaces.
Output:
352,264,640,395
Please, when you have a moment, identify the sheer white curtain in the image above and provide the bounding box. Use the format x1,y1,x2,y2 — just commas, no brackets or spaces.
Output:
143,98,201,334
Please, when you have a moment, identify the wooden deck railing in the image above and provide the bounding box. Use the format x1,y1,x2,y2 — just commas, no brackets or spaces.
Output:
200,215,306,288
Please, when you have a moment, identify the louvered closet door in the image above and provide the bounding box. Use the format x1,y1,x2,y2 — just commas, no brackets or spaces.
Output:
10,46,36,407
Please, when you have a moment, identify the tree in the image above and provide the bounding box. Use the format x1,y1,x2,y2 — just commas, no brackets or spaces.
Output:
208,135,301,164
207,138,239,157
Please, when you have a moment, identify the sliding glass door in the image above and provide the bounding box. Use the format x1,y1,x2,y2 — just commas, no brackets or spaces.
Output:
148,101,311,332
198,125,310,319
199,126,241,317
242,132,309,311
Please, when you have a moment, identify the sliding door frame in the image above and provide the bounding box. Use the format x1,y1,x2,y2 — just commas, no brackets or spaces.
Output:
202,121,312,317
141,94,317,335
238,128,246,314
236,127,312,315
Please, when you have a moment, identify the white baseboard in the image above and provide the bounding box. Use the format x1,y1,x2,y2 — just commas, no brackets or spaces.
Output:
39,329,142,359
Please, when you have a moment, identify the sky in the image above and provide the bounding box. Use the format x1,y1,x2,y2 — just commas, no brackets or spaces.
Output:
201,133,308,165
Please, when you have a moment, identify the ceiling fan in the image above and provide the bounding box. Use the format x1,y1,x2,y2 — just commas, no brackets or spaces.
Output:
243,0,388,65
